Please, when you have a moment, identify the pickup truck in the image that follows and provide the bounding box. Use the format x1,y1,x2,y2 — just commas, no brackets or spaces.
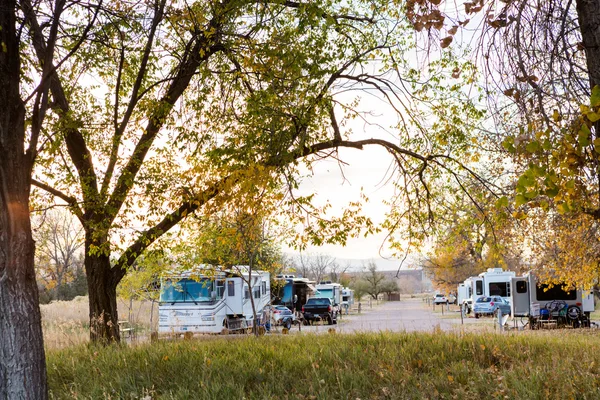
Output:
302,297,338,325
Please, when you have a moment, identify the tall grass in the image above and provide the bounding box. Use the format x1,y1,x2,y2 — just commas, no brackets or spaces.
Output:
41,296,158,349
47,331,600,399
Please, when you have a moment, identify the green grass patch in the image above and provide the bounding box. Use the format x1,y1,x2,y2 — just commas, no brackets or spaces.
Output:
47,331,600,399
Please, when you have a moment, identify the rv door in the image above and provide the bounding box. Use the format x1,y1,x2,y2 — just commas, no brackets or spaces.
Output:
511,277,529,317
471,277,484,301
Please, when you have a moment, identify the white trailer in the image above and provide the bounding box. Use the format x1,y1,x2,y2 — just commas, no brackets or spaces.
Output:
510,273,594,328
457,278,473,312
341,287,354,314
458,268,516,314
158,267,270,334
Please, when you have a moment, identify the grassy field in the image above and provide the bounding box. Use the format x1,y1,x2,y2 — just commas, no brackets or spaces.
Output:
40,296,158,349
47,331,600,399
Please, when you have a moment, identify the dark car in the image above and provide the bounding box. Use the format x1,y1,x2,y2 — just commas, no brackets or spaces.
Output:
302,297,338,325
473,296,511,318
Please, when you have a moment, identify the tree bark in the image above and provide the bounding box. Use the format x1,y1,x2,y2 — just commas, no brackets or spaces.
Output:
85,237,121,343
0,1,48,397
577,0,600,89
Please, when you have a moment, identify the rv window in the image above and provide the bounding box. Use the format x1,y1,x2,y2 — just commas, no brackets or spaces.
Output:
468,287,472,297
536,284,577,301
262,281,267,296
244,287,250,300
516,281,527,293
475,281,483,295
488,282,509,297
227,281,235,297
216,280,225,299
159,278,213,303
254,287,260,299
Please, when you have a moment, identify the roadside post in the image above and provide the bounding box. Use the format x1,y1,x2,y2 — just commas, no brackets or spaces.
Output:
498,308,503,332
460,304,464,325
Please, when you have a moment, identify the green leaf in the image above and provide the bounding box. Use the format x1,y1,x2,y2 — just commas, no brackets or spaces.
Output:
495,196,509,209
587,112,600,123
515,194,527,207
545,187,559,198
591,85,600,107
525,140,539,153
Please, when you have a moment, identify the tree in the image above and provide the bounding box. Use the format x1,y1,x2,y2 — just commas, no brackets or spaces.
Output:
380,277,400,298
363,261,386,300
349,278,370,303
23,0,485,345
406,1,600,288
33,209,85,301
296,253,338,283
172,179,286,335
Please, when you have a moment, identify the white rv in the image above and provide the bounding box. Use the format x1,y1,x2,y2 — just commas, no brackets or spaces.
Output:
458,268,516,313
158,267,270,334
510,273,594,328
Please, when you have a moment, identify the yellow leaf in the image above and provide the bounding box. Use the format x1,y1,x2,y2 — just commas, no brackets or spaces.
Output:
448,375,454,383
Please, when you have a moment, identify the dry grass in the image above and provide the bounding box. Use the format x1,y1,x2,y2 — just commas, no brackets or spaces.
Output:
41,296,158,349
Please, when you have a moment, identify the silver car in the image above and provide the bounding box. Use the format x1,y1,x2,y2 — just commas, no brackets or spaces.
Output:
473,296,511,318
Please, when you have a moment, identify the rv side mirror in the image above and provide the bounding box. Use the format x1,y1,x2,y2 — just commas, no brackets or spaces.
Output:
294,294,298,303
211,291,217,300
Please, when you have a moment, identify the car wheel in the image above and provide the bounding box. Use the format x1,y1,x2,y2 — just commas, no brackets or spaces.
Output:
284,319,292,330
327,315,334,325
475,313,479,319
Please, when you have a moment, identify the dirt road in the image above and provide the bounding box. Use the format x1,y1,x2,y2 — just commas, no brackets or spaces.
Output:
289,297,485,335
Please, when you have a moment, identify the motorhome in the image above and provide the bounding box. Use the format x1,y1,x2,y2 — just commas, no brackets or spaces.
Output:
272,276,316,313
314,281,342,307
158,267,270,334
510,273,594,328
458,268,516,313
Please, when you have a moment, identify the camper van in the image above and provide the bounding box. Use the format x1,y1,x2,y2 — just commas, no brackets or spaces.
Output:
510,273,594,328
458,268,516,314
158,267,270,334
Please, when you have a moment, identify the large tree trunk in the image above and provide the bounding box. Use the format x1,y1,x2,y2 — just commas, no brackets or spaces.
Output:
85,238,121,343
0,0,48,397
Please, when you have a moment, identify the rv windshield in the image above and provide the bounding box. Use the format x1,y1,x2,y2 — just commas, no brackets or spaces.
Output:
316,288,333,299
160,278,214,303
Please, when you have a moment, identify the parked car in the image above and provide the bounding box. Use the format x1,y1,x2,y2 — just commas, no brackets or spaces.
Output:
302,297,338,325
272,305,295,329
433,294,448,304
473,296,511,318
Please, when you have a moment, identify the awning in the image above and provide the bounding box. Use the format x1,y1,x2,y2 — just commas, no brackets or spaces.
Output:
306,284,318,294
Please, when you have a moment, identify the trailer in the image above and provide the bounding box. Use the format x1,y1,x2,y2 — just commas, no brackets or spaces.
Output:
158,267,270,334
314,281,342,307
457,278,474,313
458,268,516,314
341,287,354,314
510,273,594,329
272,277,316,313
